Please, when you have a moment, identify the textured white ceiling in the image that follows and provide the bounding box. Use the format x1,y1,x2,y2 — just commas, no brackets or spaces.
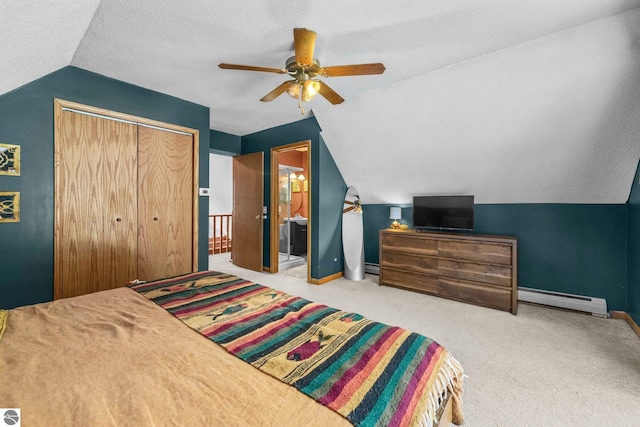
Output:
3,0,640,203
0,0,102,95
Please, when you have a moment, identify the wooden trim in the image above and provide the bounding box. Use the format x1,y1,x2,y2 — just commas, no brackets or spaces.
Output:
191,128,200,272
269,150,279,273
611,311,640,338
309,271,343,285
54,99,198,135
610,310,626,319
511,241,518,315
53,100,64,300
269,140,312,283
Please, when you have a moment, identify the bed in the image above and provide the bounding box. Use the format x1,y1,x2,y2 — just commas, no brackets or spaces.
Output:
0,270,464,426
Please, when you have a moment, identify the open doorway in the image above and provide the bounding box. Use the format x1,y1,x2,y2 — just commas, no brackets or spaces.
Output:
208,153,233,264
270,141,311,281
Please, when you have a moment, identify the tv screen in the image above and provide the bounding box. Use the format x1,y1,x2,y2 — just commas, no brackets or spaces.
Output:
413,195,474,231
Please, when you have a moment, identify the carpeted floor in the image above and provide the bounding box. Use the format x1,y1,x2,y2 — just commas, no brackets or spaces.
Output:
209,254,640,426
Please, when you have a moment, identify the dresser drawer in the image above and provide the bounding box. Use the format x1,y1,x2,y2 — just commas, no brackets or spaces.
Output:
438,240,513,265
438,278,512,312
381,268,438,294
381,252,437,275
381,233,437,257
438,259,512,287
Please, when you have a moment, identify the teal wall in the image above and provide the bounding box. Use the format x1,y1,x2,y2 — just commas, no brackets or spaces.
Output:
627,161,640,324
363,203,628,311
0,66,210,309
316,134,348,278
210,129,241,155
240,117,347,280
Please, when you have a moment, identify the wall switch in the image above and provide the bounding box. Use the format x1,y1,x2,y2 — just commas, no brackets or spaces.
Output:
199,188,210,196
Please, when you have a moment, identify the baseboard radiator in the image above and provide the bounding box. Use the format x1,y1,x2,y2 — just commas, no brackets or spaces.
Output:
364,262,380,275
518,287,608,317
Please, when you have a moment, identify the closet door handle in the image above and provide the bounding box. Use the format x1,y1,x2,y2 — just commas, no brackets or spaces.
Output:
116,217,122,222
153,217,159,221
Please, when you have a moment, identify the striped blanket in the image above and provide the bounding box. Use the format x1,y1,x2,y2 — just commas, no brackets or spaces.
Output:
129,271,464,427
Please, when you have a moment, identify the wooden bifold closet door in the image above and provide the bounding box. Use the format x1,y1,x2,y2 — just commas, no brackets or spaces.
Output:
136,126,194,281
54,100,198,300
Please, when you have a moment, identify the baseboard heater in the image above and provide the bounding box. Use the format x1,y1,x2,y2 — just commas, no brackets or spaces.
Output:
364,262,379,275
518,287,608,317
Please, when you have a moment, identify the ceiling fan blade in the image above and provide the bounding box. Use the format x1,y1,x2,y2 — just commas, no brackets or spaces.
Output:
319,63,386,77
293,28,316,66
318,81,344,105
260,80,295,102
343,206,356,214
219,63,287,74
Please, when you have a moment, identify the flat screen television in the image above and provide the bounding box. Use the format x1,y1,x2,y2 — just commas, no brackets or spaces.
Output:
413,195,474,231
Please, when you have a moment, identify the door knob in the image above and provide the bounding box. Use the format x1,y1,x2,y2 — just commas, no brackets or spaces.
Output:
255,214,263,220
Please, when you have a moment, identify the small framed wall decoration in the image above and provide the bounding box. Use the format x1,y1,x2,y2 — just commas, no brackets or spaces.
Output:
0,143,20,176
0,191,20,223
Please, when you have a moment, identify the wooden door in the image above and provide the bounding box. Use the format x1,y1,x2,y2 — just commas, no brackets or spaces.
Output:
55,109,138,299
232,152,264,271
137,126,194,281
55,99,200,300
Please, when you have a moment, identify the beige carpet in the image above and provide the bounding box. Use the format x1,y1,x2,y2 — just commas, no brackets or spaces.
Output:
209,254,640,426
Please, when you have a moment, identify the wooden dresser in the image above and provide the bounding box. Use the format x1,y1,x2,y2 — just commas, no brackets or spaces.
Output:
379,230,518,314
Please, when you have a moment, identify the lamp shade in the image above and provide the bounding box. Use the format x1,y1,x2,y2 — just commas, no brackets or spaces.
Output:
389,207,401,220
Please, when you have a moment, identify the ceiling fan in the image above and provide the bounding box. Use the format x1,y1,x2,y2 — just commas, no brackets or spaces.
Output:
219,28,385,113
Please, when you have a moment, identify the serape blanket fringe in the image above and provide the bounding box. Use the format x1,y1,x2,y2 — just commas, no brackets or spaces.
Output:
129,271,464,426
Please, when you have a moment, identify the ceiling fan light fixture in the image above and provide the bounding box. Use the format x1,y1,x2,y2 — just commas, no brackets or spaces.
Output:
286,80,320,102
286,82,300,99
303,80,321,101
286,79,321,114
220,28,384,111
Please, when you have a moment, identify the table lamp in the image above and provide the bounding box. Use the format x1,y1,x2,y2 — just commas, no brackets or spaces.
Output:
389,207,401,229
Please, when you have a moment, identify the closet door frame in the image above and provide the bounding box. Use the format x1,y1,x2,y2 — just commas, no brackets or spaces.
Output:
53,99,200,299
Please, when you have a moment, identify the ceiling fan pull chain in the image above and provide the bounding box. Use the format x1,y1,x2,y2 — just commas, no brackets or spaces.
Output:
298,83,304,114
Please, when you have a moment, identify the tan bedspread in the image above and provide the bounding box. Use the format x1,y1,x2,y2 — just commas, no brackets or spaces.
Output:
0,288,349,426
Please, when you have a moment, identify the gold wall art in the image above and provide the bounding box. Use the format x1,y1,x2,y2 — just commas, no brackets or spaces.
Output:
0,143,20,176
0,192,19,223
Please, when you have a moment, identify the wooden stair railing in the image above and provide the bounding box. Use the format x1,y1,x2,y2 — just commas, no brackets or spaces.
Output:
209,214,232,254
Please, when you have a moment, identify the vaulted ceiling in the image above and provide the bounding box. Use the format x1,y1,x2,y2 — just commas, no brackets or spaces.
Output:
2,1,640,203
